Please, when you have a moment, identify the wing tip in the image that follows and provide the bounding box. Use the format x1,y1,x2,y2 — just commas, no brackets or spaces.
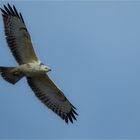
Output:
64,106,78,124
0,3,25,24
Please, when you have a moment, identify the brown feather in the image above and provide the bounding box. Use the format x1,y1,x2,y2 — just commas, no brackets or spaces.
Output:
27,75,78,124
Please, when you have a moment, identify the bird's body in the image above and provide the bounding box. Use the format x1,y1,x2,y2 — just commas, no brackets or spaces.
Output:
16,62,51,77
0,4,78,124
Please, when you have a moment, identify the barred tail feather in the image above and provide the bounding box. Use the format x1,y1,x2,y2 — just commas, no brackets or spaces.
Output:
0,66,24,84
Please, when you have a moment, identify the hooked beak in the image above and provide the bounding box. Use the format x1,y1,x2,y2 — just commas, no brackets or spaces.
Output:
46,66,51,72
47,68,51,72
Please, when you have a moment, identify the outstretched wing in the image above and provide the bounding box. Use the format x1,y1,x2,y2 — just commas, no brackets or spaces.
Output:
27,75,78,124
0,4,39,64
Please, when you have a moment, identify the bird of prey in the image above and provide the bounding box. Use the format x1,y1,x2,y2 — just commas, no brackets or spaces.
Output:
0,4,78,124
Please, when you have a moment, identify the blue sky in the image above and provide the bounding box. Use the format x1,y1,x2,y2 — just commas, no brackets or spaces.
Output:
0,1,140,139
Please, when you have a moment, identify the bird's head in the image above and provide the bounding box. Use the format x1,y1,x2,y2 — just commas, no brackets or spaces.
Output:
40,63,51,73
44,66,51,72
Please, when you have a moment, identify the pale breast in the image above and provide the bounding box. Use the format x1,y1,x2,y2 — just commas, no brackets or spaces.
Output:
18,63,44,77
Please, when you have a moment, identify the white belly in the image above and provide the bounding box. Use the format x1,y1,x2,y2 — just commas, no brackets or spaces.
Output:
18,63,45,77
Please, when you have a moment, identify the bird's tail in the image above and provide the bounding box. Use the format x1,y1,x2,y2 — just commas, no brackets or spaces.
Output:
0,66,24,84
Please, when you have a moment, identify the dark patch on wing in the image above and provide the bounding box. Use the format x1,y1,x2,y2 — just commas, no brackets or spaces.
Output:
19,27,28,32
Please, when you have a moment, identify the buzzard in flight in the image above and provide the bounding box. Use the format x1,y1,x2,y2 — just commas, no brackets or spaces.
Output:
0,4,78,124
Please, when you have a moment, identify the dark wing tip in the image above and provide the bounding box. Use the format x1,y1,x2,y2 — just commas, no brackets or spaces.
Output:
0,7,8,15
64,106,78,124
19,12,25,23
0,3,25,24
